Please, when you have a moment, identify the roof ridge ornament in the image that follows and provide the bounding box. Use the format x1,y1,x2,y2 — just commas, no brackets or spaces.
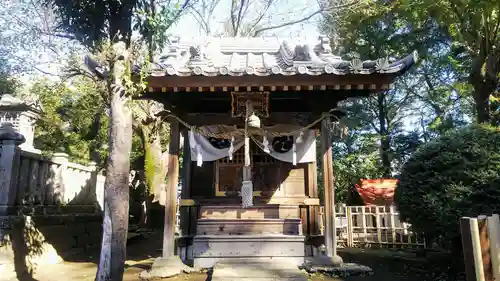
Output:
294,45,312,61
376,58,389,70
317,35,332,53
350,58,363,72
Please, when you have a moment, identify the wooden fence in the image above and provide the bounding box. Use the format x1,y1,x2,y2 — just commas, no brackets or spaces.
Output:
320,205,426,248
460,214,500,281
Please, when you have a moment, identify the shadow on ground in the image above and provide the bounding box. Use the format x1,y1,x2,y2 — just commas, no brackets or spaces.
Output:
330,248,465,281
4,229,465,281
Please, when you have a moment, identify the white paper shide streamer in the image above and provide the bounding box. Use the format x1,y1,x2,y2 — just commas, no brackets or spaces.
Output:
228,136,235,160
196,144,202,167
263,135,270,153
241,180,253,208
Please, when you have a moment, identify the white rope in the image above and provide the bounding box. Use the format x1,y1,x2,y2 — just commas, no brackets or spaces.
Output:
164,111,342,139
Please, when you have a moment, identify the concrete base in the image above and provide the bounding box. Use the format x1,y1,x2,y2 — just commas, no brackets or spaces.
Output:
212,260,308,281
193,235,305,268
139,256,198,279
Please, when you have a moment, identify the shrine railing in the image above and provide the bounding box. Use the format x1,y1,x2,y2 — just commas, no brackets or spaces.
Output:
320,205,426,249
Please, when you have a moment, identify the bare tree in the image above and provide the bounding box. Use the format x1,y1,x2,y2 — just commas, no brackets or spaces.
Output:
189,0,366,37
0,0,80,75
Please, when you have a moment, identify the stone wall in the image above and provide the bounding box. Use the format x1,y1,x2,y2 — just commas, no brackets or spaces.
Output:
0,123,105,278
0,213,102,277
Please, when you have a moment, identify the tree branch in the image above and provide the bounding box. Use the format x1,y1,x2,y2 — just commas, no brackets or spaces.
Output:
253,8,323,36
189,7,210,34
252,0,361,36
230,0,237,36
234,0,247,36
164,0,193,31
248,0,273,34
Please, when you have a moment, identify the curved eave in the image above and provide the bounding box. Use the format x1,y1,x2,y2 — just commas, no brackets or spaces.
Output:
383,50,419,75
147,51,418,78
84,51,418,90
84,55,109,79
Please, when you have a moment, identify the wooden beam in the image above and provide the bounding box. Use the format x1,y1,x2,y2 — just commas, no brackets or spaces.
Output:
146,74,396,89
163,121,180,257
321,112,337,258
183,112,320,127
178,197,320,206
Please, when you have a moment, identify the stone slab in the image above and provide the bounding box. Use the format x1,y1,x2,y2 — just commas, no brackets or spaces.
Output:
212,260,307,281
139,256,199,279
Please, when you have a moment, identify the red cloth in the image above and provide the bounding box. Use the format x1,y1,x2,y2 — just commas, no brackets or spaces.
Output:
355,179,398,206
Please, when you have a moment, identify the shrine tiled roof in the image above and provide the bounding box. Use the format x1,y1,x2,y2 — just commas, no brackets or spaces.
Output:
149,35,418,77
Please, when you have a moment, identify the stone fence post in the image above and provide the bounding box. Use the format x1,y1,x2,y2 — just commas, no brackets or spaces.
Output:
0,123,25,215
51,152,68,204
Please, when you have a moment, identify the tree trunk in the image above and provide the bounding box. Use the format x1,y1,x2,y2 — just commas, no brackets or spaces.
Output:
469,47,498,124
472,80,492,124
133,170,151,228
95,81,133,281
90,112,103,165
143,127,169,205
377,93,391,177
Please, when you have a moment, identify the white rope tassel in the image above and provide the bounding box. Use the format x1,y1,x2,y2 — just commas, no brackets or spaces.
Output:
263,135,270,153
242,101,253,208
228,136,235,160
196,144,203,167
242,180,253,208
292,141,297,166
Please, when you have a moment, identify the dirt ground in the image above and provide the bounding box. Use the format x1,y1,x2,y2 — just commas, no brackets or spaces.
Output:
6,232,460,281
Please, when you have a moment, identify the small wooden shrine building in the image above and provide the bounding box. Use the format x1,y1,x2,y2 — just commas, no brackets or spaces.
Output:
143,36,417,268
98,36,416,268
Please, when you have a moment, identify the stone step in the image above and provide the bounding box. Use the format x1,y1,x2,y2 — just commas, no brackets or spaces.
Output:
199,205,300,220
212,260,307,281
196,218,302,235
193,235,305,268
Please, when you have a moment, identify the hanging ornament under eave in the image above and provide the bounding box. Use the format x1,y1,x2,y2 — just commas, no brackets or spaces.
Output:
247,112,261,128
241,101,258,208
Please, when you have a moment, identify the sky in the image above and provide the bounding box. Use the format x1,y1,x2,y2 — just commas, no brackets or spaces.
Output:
6,0,324,84
170,0,323,38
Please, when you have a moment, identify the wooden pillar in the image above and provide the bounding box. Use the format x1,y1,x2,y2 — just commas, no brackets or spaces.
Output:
321,112,337,258
181,129,191,200
179,128,191,238
163,121,180,257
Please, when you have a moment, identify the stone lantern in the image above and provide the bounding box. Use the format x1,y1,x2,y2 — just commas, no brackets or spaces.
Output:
0,94,42,151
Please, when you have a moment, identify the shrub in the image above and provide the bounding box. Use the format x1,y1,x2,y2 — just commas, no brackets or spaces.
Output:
394,125,500,251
